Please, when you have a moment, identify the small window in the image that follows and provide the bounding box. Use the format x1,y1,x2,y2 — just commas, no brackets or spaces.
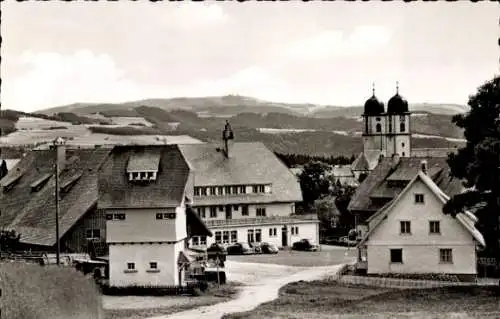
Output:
197,207,206,219
242,205,249,216
400,115,405,122
194,187,201,196
400,123,406,132
200,236,207,245
209,187,216,196
439,249,453,263
390,249,403,263
225,186,232,195
247,229,254,243
106,214,113,220
255,229,262,242
230,230,237,243
192,236,199,246
164,212,176,219
239,186,246,194
114,213,126,221
376,117,381,121
222,231,229,244
156,213,163,220
376,123,381,133
430,221,441,234
400,221,411,234
149,262,158,269
252,185,258,193
269,228,277,237
233,205,239,211
86,229,100,239
219,205,224,212
291,226,299,235
209,206,217,218
127,262,135,270
200,188,207,196
217,186,224,196
401,142,405,147
215,231,222,244
402,152,406,156
256,207,266,217
232,186,239,194
415,194,425,204
259,185,265,193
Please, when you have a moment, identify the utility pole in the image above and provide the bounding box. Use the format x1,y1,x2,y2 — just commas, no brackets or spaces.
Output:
54,137,63,266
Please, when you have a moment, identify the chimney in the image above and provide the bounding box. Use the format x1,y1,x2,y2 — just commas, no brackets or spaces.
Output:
54,137,66,172
391,153,400,168
420,160,428,175
222,120,234,159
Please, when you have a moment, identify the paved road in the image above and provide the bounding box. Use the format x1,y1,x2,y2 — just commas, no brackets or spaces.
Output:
148,263,346,319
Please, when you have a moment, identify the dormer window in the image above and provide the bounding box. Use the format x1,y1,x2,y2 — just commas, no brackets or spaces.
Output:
126,151,160,182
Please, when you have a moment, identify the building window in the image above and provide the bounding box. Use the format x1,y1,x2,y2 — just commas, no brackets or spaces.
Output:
217,186,224,196
429,221,441,234
400,221,411,234
200,187,207,196
194,187,200,196
291,226,299,235
156,213,164,220
390,249,403,263
258,185,265,193
127,262,135,270
225,186,232,195
414,194,425,204
256,207,266,217
376,117,381,121
269,228,277,237
230,230,237,243
401,142,405,147
209,206,217,218
200,236,207,245
439,249,453,263
242,205,249,216
215,231,222,244
192,236,199,246
247,229,254,243
402,152,405,156
252,185,258,193
106,214,113,220
149,262,158,269
197,207,206,219
376,123,381,133
232,186,239,194
86,229,100,239
388,117,392,133
111,213,126,221
209,187,216,196
233,205,239,211
400,115,405,122
255,229,262,242
222,231,230,244
219,205,224,212
239,186,246,194
400,123,406,132
164,213,176,219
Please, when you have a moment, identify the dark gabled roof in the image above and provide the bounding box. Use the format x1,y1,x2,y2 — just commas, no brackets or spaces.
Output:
98,145,190,209
186,205,212,237
348,156,464,214
178,142,302,203
351,150,382,172
1,148,111,246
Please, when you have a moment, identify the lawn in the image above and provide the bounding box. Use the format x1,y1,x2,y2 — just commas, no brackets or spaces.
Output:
222,280,500,319
227,245,357,267
103,282,241,319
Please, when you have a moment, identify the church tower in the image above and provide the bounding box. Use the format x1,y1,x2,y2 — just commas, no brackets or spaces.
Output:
385,82,411,157
362,83,386,155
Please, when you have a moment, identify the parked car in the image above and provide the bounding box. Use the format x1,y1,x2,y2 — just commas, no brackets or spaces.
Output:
226,242,254,255
260,242,279,254
292,238,320,251
320,236,341,246
339,236,359,247
249,242,262,254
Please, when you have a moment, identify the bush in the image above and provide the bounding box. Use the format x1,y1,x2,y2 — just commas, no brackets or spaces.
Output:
101,281,209,296
0,262,103,319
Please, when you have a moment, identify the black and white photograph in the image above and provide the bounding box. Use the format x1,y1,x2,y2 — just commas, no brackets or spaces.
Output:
0,1,499,319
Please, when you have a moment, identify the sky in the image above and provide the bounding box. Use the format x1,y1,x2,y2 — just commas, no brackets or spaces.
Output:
1,1,499,112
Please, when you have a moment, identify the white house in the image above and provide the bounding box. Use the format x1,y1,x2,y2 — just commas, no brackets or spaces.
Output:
98,145,212,288
178,123,319,249
356,160,486,282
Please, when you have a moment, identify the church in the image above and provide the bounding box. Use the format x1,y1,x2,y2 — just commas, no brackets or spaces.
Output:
351,83,454,180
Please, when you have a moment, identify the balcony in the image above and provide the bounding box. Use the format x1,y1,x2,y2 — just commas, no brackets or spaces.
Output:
203,214,319,228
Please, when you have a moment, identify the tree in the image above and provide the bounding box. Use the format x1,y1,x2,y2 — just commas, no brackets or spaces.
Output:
298,161,331,210
443,75,500,260
0,160,7,180
312,196,341,234
0,230,21,254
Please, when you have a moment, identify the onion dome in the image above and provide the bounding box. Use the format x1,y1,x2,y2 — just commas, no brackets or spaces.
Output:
363,84,385,116
387,82,409,114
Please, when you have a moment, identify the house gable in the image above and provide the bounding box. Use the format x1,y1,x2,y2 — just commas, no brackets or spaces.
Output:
366,178,475,247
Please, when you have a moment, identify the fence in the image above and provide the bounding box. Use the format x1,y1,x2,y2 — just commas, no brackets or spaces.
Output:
334,275,497,289
204,214,318,227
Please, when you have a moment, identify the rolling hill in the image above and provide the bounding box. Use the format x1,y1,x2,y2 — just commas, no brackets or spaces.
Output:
36,95,469,118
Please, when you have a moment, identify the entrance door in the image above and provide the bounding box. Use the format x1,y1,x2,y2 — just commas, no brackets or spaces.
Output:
281,226,288,247
225,205,232,220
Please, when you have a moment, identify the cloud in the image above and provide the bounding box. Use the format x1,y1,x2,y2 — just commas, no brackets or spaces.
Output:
284,25,392,62
3,50,160,111
167,4,229,29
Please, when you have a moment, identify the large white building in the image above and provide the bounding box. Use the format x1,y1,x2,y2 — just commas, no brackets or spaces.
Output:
356,161,485,282
179,124,319,249
98,145,212,288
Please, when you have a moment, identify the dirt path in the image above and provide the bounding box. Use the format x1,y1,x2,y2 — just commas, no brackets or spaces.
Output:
148,262,345,319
